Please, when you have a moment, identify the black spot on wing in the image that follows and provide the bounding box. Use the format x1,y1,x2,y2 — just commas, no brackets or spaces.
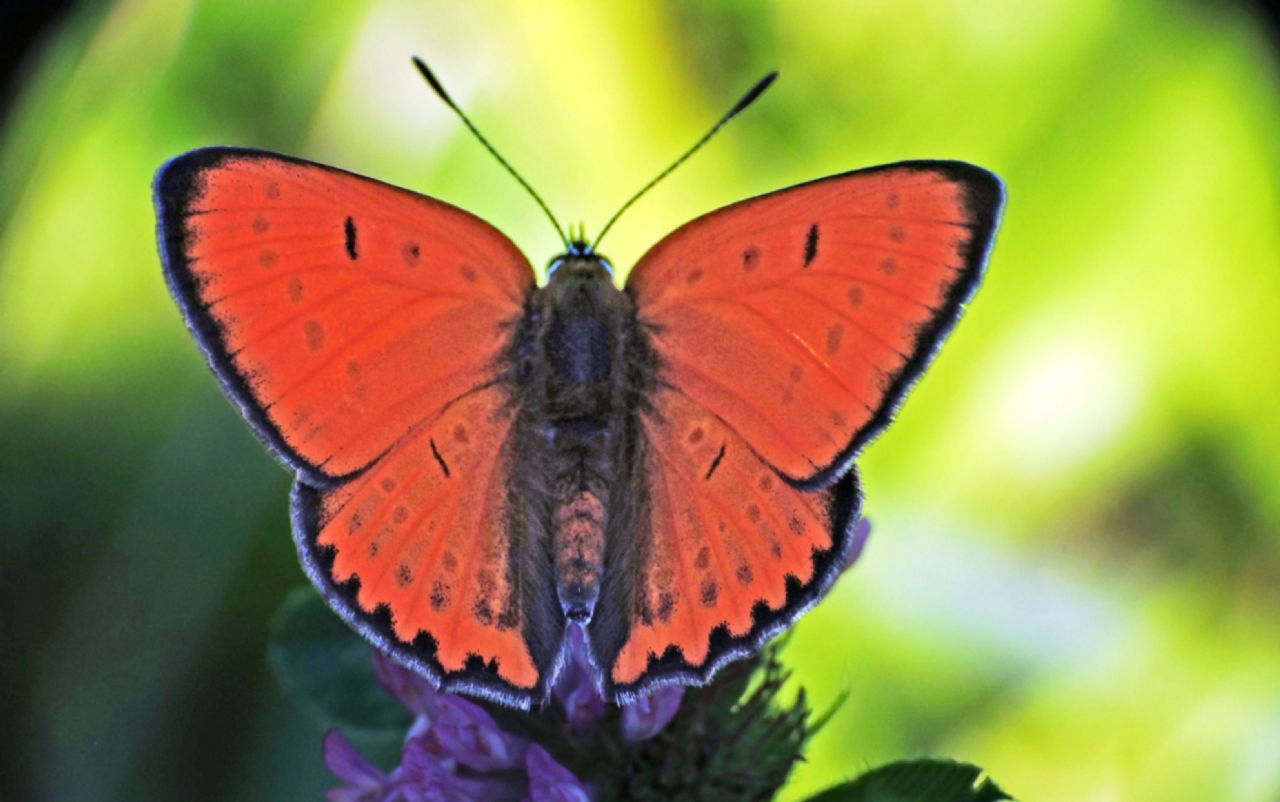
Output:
429,438,450,478
803,223,819,267
705,443,727,480
344,216,358,260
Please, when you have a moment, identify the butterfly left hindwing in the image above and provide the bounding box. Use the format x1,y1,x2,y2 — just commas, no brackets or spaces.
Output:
292,383,556,703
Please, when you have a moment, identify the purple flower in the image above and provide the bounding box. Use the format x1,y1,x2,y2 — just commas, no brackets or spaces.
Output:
621,685,684,742
372,650,442,720
525,743,592,802
429,693,527,771
552,626,606,733
399,734,511,802
844,516,872,572
322,730,392,802
326,622,703,801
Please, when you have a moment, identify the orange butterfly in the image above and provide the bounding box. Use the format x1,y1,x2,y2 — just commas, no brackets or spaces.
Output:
155,63,1003,709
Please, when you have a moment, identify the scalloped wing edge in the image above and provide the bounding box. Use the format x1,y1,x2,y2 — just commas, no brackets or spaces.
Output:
291,478,547,710
605,468,863,704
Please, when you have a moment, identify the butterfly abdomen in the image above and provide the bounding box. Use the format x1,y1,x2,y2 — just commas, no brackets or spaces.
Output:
553,489,606,620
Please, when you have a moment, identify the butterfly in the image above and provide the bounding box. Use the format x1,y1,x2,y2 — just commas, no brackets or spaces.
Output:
154,62,1003,709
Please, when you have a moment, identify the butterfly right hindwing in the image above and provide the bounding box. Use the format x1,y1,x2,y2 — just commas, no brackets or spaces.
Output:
590,384,862,701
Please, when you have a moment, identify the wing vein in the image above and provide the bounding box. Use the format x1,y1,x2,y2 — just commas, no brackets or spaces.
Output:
318,370,498,474
778,284,913,359
225,281,369,356
263,293,468,409
682,296,881,413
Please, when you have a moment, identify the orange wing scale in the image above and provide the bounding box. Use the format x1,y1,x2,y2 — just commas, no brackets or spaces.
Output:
607,387,858,691
627,161,1002,486
156,148,545,705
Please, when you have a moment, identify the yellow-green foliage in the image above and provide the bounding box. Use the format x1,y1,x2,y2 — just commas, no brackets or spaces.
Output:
2,2,1278,801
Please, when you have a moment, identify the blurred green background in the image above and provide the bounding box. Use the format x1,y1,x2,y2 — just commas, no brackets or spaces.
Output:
3,1,1279,800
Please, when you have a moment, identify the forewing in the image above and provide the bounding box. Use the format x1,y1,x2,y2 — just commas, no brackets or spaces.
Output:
625,161,1003,487
155,147,535,483
591,386,861,701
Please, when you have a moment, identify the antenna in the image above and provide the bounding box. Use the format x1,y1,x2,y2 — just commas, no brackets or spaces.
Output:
413,57,569,248
590,71,778,251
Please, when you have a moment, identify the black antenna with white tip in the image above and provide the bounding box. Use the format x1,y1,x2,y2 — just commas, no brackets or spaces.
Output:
590,71,778,252
413,57,569,249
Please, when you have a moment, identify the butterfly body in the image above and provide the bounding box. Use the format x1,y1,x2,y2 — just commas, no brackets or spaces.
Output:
509,246,653,626
156,146,1003,709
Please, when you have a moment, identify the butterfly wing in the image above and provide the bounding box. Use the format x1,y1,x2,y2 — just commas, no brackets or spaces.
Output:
591,385,862,701
626,160,1003,487
599,161,1002,696
155,148,554,705
292,383,558,706
156,147,533,482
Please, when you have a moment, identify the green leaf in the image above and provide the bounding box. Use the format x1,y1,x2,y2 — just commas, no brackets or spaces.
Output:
801,759,1012,802
266,587,411,737
591,640,816,802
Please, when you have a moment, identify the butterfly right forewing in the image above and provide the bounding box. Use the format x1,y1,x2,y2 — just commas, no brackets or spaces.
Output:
626,161,1003,487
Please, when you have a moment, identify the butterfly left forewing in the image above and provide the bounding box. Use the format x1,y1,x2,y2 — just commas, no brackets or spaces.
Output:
156,147,534,482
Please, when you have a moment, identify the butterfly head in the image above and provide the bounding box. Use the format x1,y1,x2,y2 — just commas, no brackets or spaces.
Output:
546,238,614,285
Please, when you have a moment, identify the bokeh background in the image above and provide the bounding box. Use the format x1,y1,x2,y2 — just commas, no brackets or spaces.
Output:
3,1,1279,800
